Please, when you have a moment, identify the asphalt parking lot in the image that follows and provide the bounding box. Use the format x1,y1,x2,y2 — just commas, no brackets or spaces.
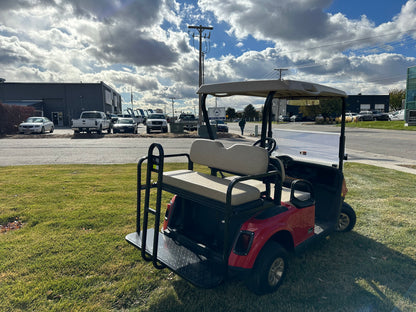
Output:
1,123,416,175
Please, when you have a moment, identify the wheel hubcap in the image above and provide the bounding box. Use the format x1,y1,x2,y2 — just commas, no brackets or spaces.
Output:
338,212,350,231
268,258,284,286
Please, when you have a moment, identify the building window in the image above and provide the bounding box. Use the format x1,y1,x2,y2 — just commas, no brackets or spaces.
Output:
360,104,370,111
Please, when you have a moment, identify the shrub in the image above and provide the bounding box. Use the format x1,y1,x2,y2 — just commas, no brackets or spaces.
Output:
0,102,35,135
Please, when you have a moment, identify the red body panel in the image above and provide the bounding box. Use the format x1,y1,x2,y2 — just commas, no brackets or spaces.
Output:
228,202,315,269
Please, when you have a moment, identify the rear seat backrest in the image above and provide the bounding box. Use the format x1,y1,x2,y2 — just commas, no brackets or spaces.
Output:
190,139,269,176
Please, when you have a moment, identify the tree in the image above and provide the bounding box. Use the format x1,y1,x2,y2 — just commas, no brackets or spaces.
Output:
389,89,406,111
319,98,342,118
299,104,321,119
226,107,236,120
244,104,257,121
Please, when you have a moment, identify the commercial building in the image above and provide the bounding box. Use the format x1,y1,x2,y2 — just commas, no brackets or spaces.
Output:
280,95,389,119
405,66,416,125
0,81,122,127
345,95,389,113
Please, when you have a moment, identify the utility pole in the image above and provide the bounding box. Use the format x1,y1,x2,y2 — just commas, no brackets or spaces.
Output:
274,68,288,80
274,69,288,121
130,87,134,111
170,97,175,122
188,25,213,124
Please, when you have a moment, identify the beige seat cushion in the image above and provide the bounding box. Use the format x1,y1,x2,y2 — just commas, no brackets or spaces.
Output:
225,177,309,204
190,139,269,176
163,169,261,206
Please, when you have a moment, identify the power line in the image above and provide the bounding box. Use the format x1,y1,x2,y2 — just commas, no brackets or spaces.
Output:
284,28,416,54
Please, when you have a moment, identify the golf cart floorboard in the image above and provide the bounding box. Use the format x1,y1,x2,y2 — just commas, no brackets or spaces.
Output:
126,229,225,288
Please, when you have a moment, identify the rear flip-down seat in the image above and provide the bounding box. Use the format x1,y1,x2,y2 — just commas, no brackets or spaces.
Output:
162,139,272,206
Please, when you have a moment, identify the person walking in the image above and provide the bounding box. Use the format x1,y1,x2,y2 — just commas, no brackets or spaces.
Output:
238,117,246,135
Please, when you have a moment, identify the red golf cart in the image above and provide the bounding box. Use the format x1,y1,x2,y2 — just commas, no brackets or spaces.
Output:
126,79,356,295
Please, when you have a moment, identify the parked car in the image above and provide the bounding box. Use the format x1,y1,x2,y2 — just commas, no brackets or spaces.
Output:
279,115,290,122
290,115,302,122
18,117,54,134
335,112,357,123
372,110,389,121
357,111,374,121
146,113,168,133
209,119,229,132
315,114,324,123
112,118,138,134
389,109,405,121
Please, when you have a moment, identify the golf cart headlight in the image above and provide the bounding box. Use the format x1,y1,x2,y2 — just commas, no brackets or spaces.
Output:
233,231,254,256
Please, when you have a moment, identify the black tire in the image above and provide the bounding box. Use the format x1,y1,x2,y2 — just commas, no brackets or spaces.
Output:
50,126,54,133
97,125,102,134
336,202,356,232
245,241,288,295
163,127,168,133
41,127,45,134
107,127,112,134
146,127,150,134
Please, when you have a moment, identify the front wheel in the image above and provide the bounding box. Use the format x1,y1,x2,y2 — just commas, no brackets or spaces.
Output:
336,202,356,232
245,241,288,295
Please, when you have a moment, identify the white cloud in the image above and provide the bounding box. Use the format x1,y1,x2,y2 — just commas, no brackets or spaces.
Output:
0,0,415,114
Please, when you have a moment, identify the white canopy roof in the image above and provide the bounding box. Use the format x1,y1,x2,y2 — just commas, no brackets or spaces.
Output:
197,80,347,99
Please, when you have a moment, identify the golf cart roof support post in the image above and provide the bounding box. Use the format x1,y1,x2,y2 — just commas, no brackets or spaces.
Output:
268,98,273,138
201,93,215,140
260,91,276,147
338,97,346,171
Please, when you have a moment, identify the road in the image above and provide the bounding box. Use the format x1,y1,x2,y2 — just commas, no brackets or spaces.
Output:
230,122,416,173
1,122,415,174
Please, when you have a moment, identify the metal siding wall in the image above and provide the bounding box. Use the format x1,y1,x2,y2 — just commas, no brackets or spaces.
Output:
0,83,121,126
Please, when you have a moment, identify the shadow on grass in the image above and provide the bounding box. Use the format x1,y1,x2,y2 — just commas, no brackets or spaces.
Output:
141,232,415,312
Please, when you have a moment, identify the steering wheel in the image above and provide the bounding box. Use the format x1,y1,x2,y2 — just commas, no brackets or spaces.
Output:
253,137,277,154
277,155,293,170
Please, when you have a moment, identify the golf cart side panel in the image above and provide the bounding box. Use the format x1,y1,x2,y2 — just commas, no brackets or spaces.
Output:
228,202,316,269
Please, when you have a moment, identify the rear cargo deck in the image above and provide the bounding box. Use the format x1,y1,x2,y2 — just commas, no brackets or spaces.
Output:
126,229,225,288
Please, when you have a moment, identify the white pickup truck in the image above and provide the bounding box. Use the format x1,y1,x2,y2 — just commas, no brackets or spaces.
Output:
71,111,111,134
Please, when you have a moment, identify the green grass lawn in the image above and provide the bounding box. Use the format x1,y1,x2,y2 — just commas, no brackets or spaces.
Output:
344,120,416,130
0,163,415,311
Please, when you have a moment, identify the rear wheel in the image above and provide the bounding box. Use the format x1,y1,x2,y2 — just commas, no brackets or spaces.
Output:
336,202,356,232
245,241,288,295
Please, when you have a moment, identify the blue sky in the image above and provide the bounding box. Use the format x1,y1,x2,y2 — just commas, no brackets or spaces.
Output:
0,0,415,113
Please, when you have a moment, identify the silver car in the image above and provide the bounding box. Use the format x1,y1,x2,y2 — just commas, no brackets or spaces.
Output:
18,117,54,134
